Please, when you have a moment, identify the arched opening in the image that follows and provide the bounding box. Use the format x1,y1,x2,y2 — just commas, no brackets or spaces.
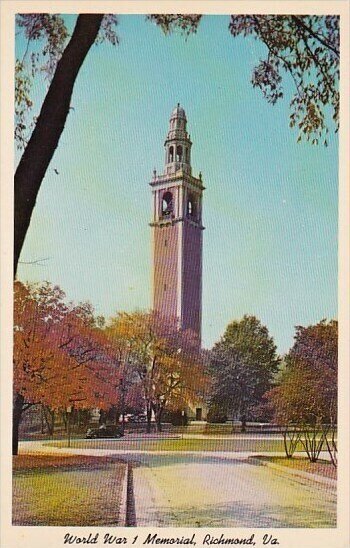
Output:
168,146,174,163
187,195,196,218
162,191,173,216
176,145,183,163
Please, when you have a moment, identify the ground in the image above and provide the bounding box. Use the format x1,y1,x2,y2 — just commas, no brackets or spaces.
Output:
13,454,127,526
14,434,336,528
252,455,336,480
45,434,296,453
130,453,336,527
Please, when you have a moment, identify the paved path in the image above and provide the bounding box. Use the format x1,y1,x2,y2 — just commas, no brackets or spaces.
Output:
19,441,336,528
129,453,336,528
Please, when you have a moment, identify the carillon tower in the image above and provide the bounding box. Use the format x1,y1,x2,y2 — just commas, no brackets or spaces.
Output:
150,104,205,342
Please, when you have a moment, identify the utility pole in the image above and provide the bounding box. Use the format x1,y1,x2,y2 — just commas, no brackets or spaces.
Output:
120,379,126,435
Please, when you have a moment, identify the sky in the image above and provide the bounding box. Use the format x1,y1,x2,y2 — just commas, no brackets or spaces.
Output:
15,15,338,354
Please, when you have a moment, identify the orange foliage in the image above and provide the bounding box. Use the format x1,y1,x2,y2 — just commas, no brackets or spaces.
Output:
14,281,118,411
105,311,208,416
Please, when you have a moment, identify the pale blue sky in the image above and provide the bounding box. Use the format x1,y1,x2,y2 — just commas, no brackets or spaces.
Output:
16,15,338,354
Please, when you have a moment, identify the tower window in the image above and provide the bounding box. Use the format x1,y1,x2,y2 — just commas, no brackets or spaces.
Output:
187,195,196,218
176,145,183,163
165,239,168,247
164,283,167,291
162,191,173,216
169,146,174,163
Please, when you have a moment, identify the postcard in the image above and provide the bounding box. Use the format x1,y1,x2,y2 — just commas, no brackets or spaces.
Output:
1,1,349,547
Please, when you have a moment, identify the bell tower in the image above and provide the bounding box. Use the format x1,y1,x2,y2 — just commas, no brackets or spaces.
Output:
150,104,205,342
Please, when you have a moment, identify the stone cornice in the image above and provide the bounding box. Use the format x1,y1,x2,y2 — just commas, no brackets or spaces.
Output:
149,171,205,192
149,216,205,230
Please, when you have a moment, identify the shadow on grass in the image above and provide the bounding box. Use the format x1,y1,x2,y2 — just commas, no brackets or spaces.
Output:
13,455,127,526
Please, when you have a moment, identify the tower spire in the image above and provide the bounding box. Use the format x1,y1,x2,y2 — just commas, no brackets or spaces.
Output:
164,104,192,175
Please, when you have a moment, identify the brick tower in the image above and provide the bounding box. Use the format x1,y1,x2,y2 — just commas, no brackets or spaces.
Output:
150,104,205,343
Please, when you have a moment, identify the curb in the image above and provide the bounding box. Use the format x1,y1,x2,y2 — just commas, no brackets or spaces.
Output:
248,457,337,487
118,462,129,526
125,462,137,526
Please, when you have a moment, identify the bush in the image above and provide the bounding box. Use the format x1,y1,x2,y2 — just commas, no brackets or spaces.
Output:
207,405,227,424
162,410,188,426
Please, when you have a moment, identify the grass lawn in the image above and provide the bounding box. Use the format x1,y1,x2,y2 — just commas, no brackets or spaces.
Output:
47,436,293,453
13,454,126,526
252,455,337,480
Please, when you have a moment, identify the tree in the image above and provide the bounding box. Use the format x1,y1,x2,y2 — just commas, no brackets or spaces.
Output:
14,14,339,274
266,320,337,463
13,14,198,275
106,311,207,433
228,15,339,146
150,14,339,145
13,281,116,455
14,14,115,275
208,315,280,431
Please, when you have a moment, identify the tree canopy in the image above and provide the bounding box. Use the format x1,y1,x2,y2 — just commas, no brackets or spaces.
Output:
150,14,339,145
13,280,117,454
208,315,280,430
105,311,207,432
229,15,339,146
266,320,338,426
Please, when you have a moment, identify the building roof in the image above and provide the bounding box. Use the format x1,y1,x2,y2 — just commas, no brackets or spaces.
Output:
171,103,186,119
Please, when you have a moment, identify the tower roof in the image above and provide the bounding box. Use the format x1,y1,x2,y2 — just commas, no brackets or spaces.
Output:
170,103,186,120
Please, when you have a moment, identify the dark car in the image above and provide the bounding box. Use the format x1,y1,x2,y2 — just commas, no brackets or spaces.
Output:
128,413,147,423
85,425,124,439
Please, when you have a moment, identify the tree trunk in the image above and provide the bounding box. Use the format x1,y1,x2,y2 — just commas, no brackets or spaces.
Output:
42,405,55,436
156,407,163,433
14,14,104,276
241,415,247,433
146,402,152,434
62,411,68,432
40,406,45,434
13,393,25,455
152,402,164,433
99,409,107,426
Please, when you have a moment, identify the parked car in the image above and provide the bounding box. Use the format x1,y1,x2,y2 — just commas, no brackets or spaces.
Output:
128,413,147,423
85,425,124,439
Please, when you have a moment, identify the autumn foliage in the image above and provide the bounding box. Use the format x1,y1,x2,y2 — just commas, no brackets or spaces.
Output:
266,320,337,426
105,312,207,432
13,281,118,454
13,283,208,451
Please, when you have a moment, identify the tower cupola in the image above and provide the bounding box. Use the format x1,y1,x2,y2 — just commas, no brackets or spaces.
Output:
164,103,192,175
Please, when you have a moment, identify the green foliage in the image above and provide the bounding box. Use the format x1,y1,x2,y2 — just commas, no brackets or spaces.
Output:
229,15,339,144
15,14,118,148
209,315,280,425
147,14,202,36
15,13,338,150
206,404,227,424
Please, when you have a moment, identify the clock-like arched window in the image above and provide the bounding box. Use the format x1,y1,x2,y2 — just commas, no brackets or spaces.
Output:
176,145,183,162
162,191,173,216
